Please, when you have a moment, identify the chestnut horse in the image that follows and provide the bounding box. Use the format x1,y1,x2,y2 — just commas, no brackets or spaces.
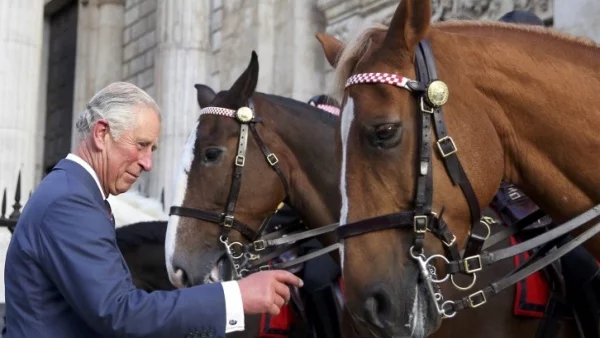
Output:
316,0,600,337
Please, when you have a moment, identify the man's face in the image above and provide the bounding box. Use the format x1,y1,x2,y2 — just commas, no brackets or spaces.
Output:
105,106,160,195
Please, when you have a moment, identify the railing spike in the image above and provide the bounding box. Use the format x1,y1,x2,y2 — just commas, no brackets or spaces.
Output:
161,187,165,211
10,171,22,220
1,188,6,219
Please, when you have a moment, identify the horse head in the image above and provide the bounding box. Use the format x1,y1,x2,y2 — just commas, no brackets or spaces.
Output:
165,51,342,288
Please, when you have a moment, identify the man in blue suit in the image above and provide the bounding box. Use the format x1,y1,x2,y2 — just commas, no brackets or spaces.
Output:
3,82,302,337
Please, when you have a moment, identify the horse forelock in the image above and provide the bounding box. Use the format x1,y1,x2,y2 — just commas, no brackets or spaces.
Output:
332,24,388,101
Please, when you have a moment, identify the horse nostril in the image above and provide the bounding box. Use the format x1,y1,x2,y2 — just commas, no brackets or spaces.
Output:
172,268,190,289
363,285,393,329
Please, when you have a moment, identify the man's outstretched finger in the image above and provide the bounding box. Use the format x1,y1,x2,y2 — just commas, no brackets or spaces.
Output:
273,270,303,287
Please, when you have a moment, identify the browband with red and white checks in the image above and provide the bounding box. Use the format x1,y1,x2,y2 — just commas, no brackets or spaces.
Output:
345,72,416,91
317,104,340,116
199,107,237,118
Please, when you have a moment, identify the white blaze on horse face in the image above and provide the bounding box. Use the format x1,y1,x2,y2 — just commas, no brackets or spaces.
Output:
340,97,355,227
339,98,355,270
165,121,199,284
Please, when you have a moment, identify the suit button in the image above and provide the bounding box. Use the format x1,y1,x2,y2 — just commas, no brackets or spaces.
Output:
229,319,237,325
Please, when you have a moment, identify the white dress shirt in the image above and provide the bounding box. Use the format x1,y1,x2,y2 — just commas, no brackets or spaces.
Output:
65,153,245,333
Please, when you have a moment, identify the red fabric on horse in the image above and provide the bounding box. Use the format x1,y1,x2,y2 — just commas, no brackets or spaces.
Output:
259,304,294,338
511,236,549,318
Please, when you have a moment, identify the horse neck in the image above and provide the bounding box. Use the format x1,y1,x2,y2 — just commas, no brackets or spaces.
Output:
433,23,600,223
255,93,341,229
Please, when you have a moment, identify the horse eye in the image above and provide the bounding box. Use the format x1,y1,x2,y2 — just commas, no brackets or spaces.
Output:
368,123,402,149
375,124,398,140
203,148,223,162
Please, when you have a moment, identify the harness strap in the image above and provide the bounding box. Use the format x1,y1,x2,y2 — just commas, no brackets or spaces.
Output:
170,206,258,240
221,122,251,240
450,218,600,312
446,205,600,274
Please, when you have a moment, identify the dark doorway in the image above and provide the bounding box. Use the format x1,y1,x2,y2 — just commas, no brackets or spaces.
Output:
43,0,78,173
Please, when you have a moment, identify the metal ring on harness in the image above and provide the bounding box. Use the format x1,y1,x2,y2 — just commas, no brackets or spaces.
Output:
409,245,424,259
423,254,451,283
220,236,245,260
450,272,477,291
441,301,457,318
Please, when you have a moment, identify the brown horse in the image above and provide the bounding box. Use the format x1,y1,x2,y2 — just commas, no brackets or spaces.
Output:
316,0,600,337
164,52,345,338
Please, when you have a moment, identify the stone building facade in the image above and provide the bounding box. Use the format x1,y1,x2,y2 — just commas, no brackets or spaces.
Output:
0,1,598,302
3,0,598,212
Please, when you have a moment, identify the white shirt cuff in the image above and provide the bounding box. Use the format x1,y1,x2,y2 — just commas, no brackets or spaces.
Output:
222,281,245,333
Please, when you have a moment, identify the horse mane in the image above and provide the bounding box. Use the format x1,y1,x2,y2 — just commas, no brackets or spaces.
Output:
116,220,167,250
332,24,388,100
436,20,600,50
332,21,600,100
260,92,340,126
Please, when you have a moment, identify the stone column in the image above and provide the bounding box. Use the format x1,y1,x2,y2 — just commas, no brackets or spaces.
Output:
0,0,45,214
290,0,326,100
554,0,600,42
0,0,44,305
151,0,210,207
71,0,124,150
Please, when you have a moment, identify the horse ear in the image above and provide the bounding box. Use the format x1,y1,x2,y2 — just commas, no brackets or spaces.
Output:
228,51,259,105
316,33,345,68
194,84,216,109
382,0,432,57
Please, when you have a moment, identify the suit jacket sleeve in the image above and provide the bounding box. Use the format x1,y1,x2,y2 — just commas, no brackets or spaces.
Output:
36,193,227,338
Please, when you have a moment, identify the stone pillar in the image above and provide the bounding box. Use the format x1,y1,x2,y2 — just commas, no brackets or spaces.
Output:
554,0,600,42
0,0,44,305
0,0,45,214
290,0,326,100
71,0,124,150
151,0,210,207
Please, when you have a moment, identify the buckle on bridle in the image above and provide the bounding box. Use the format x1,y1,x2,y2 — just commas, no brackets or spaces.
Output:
436,136,457,158
443,234,456,247
413,215,428,233
223,215,235,228
420,97,435,114
267,153,279,166
235,155,245,167
467,290,487,308
252,239,266,251
463,255,483,273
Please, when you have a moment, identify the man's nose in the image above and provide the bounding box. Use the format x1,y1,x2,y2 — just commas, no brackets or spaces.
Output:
139,151,152,171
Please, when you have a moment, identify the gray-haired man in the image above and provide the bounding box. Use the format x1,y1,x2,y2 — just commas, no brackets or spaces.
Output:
4,82,302,338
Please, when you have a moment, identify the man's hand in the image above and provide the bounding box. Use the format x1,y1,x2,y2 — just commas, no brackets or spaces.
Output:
237,270,303,315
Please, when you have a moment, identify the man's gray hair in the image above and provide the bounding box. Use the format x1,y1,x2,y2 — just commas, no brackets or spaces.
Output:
75,82,161,140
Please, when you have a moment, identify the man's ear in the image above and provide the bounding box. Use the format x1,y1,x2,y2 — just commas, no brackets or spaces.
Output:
90,120,110,151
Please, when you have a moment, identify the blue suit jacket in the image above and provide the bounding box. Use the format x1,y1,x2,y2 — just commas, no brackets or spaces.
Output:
4,159,226,338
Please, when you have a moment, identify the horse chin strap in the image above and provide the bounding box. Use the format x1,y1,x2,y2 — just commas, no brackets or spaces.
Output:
339,39,600,319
